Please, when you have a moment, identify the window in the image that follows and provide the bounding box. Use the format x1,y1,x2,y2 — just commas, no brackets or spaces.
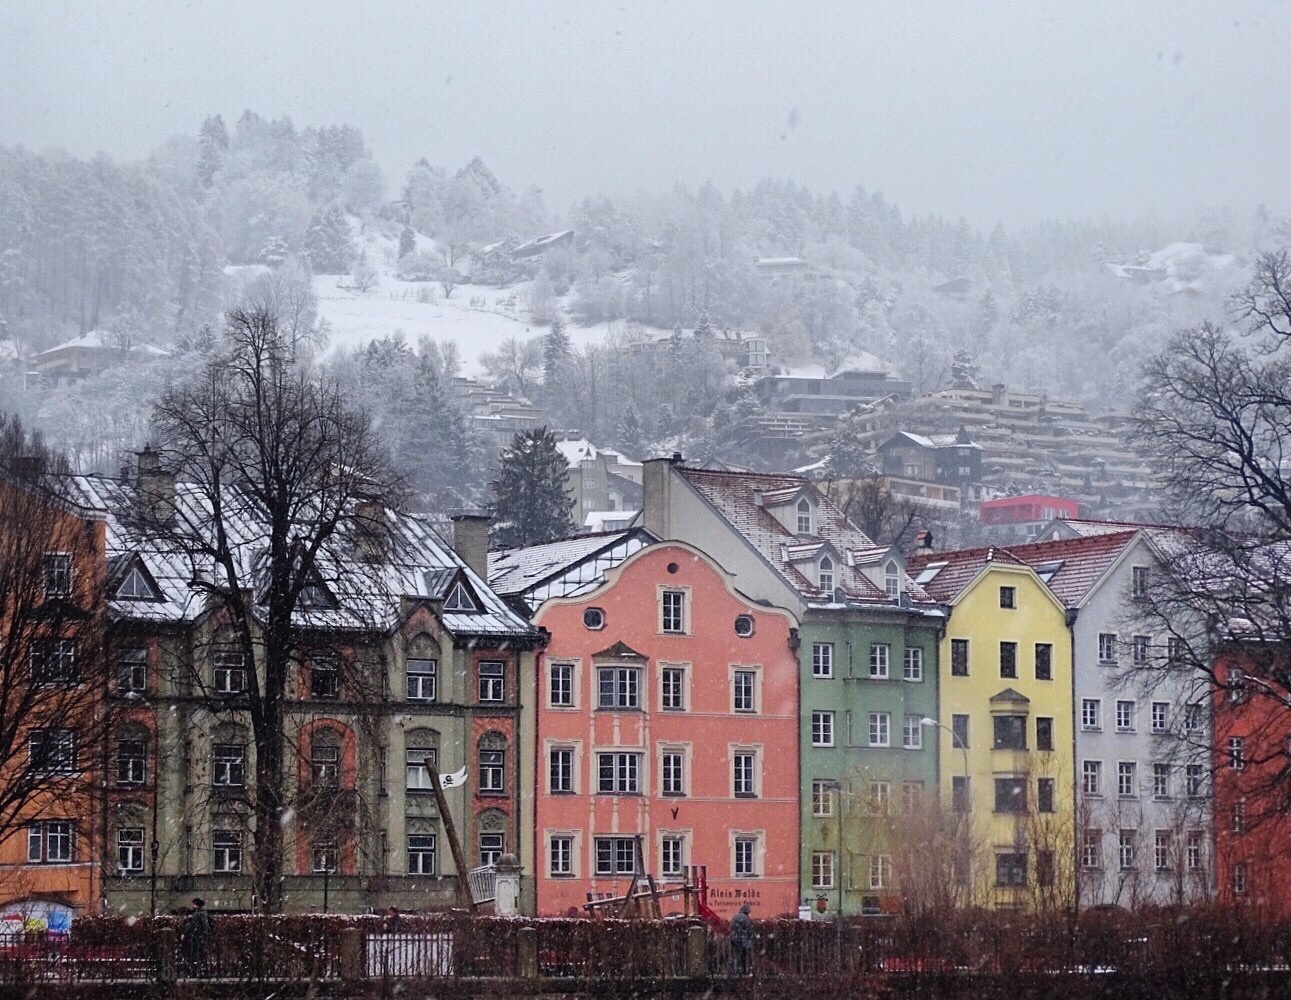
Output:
310,658,339,700
1185,704,1204,732
595,837,637,876
1228,667,1247,704
818,556,834,593
29,729,76,773
662,750,685,796
1186,830,1204,871
213,830,242,873
1119,830,1137,870
1168,637,1186,664
213,743,245,787
550,747,573,794
214,651,246,695
1154,830,1173,871
583,607,605,630
733,669,756,712
903,647,923,681
903,715,923,749
733,752,756,797
598,667,641,709
995,777,1027,813
311,743,340,786
43,553,72,597
478,743,505,794
31,640,77,686
903,781,923,815
866,780,891,815
1229,737,1246,771
1153,763,1171,799
1132,635,1150,666
597,752,641,794
1186,765,1205,797
796,497,812,533
996,853,1027,887
1082,760,1103,797
549,662,573,707
734,614,755,637
117,739,146,785
1151,702,1168,733
812,643,834,678
1098,633,1118,664
993,715,1026,750
661,590,686,633
1233,862,1247,894
1037,778,1055,813
1034,643,1052,680
734,836,758,877
869,644,890,678
811,780,835,817
443,581,478,612
406,658,437,702
1132,565,1149,599
951,713,969,750
811,711,835,747
408,834,436,875
868,854,892,890
478,661,504,702
1118,761,1137,797
312,842,338,874
885,563,900,598
661,666,685,710
405,745,437,791
1081,698,1101,731
951,639,969,676
479,832,504,866
868,712,890,747
1115,700,1136,732
999,586,1016,609
1082,829,1103,869
993,641,1017,678
549,836,573,877
1036,717,1054,751
952,776,971,813
27,821,73,863
1232,801,1246,834
812,851,835,889
118,828,144,873
117,647,146,694
661,836,685,878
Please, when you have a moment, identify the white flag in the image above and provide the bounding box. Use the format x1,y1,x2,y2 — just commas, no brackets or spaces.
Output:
439,767,469,788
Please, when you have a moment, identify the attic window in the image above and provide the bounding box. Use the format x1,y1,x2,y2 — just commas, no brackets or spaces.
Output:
818,556,834,593
444,581,478,613
884,561,901,598
796,498,812,534
299,583,332,609
1034,561,1063,584
116,566,158,601
914,561,947,585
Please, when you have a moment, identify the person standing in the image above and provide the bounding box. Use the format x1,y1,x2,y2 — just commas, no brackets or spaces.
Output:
180,897,212,975
729,903,754,975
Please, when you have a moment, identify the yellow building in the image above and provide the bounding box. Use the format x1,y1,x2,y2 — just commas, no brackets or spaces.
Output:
908,547,1074,909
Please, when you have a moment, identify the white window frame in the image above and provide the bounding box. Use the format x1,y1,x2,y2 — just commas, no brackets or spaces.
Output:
869,644,890,679
1117,761,1137,798
811,779,835,817
660,664,687,710
597,751,641,794
478,660,505,702
733,834,760,877
811,710,835,747
548,745,575,794
1081,698,1101,731
1115,700,1136,732
903,647,923,681
732,667,758,713
549,835,574,877
811,850,836,889
868,854,892,890
660,588,688,634
594,836,637,876
732,748,759,798
1153,763,1171,800
117,827,145,873
812,643,834,678
1154,830,1173,871
406,658,437,702
1098,632,1118,664
598,666,641,709
868,711,890,748
903,715,922,750
549,661,575,708
213,829,242,873
1082,759,1102,797
661,748,686,796
408,833,437,875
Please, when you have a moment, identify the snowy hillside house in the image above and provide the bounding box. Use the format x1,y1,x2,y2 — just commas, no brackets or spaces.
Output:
31,330,169,389
555,438,643,522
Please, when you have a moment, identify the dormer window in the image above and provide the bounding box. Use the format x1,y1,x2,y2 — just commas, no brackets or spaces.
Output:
444,581,479,613
796,498,812,534
819,556,834,593
116,565,159,601
884,561,900,598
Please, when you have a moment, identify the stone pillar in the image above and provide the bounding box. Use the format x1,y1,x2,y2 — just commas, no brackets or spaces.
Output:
494,852,522,916
156,927,177,984
686,924,707,978
518,925,538,978
339,926,363,981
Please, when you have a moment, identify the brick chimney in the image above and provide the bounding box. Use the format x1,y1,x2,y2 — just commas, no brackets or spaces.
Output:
135,446,175,523
451,513,492,579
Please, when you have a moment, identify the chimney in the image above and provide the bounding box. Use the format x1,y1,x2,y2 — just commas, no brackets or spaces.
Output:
135,446,175,522
353,498,386,563
642,457,677,540
451,512,492,579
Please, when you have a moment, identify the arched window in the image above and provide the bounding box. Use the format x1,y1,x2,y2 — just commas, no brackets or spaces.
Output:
819,556,834,593
406,727,440,791
478,808,508,866
478,731,507,796
796,498,812,534
885,561,901,598
310,728,341,787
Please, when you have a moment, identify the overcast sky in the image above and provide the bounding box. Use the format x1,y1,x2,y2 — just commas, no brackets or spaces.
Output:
2,1,1286,228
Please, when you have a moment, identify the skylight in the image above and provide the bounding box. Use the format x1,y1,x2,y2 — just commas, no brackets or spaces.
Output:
913,561,947,584
1034,560,1064,583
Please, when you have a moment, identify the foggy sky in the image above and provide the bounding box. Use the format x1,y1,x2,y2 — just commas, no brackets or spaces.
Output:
2,1,1287,228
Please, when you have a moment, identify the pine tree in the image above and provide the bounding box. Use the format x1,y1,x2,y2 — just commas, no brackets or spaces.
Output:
543,313,571,387
693,309,714,341
950,349,982,390
490,427,575,547
398,225,417,260
302,204,353,274
258,235,290,268
197,114,229,189
617,401,645,459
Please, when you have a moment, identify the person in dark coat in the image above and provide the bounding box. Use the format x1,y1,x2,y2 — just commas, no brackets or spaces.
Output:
729,903,754,975
180,897,212,975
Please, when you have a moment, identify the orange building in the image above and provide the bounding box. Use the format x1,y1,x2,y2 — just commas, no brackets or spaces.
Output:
532,541,800,918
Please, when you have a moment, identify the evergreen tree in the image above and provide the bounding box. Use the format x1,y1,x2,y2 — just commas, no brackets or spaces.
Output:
398,224,417,260
950,349,982,390
543,313,572,387
197,114,229,189
693,309,715,341
616,401,645,459
490,427,575,547
258,235,290,268
302,204,353,274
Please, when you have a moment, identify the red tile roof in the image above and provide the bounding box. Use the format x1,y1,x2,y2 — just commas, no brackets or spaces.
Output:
906,545,1029,603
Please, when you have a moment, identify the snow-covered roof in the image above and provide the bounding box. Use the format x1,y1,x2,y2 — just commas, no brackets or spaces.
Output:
555,439,640,469
34,330,169,359
488,529,654,605
582,510,640,532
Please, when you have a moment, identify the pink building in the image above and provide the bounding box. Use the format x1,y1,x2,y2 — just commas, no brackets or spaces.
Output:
532,541,800,918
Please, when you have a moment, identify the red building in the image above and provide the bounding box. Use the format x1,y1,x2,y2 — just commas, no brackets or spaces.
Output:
531,541,801,918
979,495,1081,541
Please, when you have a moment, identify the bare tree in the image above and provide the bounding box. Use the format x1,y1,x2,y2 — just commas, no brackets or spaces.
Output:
140,307,400,912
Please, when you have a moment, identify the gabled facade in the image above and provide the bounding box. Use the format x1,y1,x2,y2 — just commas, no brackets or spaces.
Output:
643,458,944,915
909,547,1074,909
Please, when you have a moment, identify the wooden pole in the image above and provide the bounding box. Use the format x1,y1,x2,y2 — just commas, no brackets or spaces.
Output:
425,757,474,909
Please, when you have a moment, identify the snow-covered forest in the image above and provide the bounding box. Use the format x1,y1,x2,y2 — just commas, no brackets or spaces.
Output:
0,109,1281,502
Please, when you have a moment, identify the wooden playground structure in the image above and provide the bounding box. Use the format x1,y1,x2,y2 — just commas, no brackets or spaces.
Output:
581,835,726,929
